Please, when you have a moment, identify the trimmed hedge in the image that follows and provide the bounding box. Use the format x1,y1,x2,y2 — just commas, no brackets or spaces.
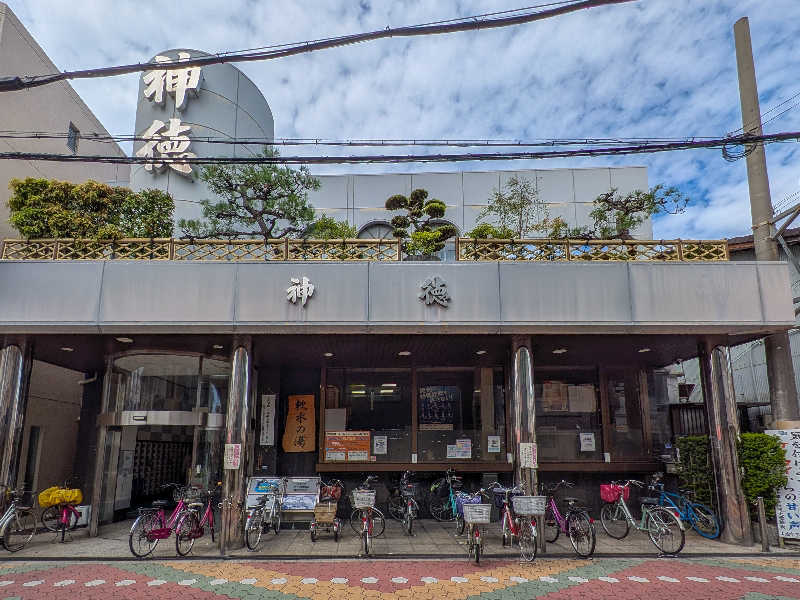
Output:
676,435,715,507
737,432,788,519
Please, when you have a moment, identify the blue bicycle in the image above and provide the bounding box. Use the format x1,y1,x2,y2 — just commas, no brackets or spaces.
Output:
429,469,464,528
651,475,720,539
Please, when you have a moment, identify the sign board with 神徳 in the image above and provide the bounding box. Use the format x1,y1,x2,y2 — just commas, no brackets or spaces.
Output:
766,429,800,539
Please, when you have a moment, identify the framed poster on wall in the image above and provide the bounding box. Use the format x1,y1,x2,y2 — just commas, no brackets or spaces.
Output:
324,431,371,462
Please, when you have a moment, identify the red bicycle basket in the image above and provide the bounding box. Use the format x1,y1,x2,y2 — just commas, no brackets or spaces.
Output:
600,484,629,503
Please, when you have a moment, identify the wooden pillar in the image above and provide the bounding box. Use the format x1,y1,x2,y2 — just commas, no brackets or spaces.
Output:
698,340,752,545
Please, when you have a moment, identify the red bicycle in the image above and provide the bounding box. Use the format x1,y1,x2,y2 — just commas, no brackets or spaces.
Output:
493,483,538,561
128,483,190,558
174,483,221,556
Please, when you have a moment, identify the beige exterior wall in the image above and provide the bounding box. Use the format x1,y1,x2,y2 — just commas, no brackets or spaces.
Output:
0,2,130,242
15,360,83,495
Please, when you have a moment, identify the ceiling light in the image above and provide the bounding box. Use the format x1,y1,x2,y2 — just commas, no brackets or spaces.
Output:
323,352,334,358
212,344,224,350
380,389,394,394
115,337,134,344
60,347,74,352
398,351,411,356
382,383,397,387
638,348,651,353
351,390,366,395
552,348,568,355
476,350,487,355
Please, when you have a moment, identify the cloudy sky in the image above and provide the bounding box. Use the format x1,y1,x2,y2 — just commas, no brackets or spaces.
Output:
4,0,800,239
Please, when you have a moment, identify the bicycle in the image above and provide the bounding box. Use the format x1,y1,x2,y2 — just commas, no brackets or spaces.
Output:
245,477,285,551
350,475,386,556
174,482,220,556
0,486,36,553
492,483,537,562
600,479,685,555
128,483,190,558
40,478,83,543
428,468,463,524
462,500,491,564
455,487,489,535
390,471,419,535
348,475,385,538
650,474,721,539
541,480,596,558
310,478,344,542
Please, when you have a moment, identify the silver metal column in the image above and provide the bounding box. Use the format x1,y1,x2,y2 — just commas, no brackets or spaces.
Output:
220,338,252,553
698,341,752,545
511,336,536,493
0,342,33,489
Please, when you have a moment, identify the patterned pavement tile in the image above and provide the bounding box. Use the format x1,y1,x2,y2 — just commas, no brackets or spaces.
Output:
0,556,798,598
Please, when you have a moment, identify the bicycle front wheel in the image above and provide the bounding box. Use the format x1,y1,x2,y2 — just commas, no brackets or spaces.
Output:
544,504,560,543
456,513,466,535
41,505,61,532
175,512,199,556
371,508,386,537
600,502,629,539
388,495,404,521
429,497,454,521
3,510,36,552
646,507,685,555
688,502,720,539
245,511,264,551
567,511,596,558
518,519,537,562
129,512,160,558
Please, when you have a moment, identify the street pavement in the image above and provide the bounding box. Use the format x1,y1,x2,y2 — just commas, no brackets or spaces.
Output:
1,556,800,599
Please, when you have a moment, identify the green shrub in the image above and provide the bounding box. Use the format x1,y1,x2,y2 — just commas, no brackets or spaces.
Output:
675,435,715,507
737,432,788,519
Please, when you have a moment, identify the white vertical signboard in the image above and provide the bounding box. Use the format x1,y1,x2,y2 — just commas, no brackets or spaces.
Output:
260,394,276,446
766,429,800,539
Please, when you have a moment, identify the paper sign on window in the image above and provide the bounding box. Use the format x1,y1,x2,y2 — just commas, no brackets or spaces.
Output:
579,432,596,452
260,394,276,446
520,442,537,468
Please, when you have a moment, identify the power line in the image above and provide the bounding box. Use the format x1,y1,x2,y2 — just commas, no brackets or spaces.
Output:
0,130,727,148
0,0,636,92
1,130,796,165
731,88,800,135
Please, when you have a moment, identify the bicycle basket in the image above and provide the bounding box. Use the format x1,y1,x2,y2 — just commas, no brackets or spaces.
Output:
320,483,342,502
462,503,491,524
352,490,376,509
455,492,482,515
600,484,629,503
512,495,547,516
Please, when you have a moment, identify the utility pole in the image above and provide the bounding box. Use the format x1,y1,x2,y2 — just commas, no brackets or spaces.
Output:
734,17,800,428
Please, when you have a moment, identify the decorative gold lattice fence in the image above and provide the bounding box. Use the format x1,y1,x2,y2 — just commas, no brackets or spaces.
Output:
0,237,728,262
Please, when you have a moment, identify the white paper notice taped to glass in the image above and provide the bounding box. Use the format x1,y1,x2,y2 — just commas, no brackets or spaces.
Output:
519,442,537,468
224,443,241,469
579,432,596,452
373,435,388,455
487,435,501,453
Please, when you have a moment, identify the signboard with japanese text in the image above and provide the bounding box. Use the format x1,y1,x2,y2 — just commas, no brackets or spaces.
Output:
224,443,241,469
446,438,472,459
260,394,276,446
282,395,316,453
325,431,371,462
419,385,457,430
766,429,800,539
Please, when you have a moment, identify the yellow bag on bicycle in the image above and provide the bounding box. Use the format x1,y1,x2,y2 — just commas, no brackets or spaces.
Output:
56,488,83,505
38,486,60,508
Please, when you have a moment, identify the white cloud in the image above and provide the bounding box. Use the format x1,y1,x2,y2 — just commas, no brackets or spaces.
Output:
4,0,800,239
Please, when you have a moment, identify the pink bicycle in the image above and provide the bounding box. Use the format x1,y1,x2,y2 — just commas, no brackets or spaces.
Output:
128,483,189,558
174,483,221,556
40,478,83,543
542,480,596,558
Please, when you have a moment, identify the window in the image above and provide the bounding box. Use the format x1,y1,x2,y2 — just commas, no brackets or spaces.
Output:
417,368,506,463
67,122,79,153
535,368,602,461
605,369,645,458
357,221,393,239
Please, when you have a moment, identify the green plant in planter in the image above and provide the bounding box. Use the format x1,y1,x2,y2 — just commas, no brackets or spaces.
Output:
737,432,788,519
386,188,457,258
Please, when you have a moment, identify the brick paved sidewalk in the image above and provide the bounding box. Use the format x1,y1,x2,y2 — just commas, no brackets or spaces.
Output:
1,556,800,599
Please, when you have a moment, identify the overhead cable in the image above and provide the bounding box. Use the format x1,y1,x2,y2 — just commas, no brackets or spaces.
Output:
0,130,796,166
0,0,636,92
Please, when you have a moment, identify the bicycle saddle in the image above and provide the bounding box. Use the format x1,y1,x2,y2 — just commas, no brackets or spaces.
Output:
187,502,203,509
151,499,168,508
563,496,581,504
640,497,660,505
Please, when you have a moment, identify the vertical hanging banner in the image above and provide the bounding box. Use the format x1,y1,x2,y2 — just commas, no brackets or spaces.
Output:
260,394,276,446
766,429,800,539
282,394,316,453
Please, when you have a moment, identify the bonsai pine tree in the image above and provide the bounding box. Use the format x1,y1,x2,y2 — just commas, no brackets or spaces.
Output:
386,188,457,257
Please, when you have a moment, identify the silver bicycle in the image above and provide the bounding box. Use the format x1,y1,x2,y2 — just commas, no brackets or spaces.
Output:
0,486,36,553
